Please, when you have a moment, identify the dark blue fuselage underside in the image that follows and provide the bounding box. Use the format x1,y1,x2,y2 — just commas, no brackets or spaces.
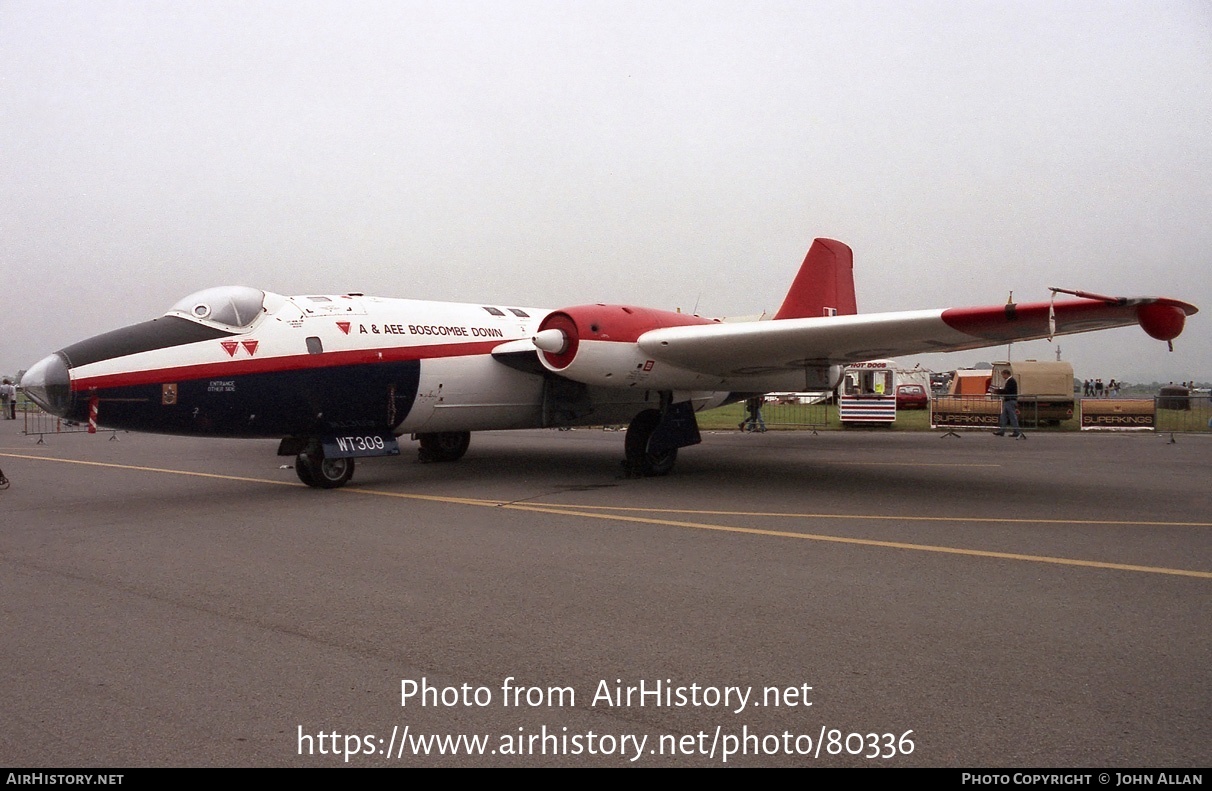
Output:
72,361,422,438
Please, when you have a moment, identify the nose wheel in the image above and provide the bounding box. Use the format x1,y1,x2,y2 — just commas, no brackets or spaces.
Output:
295,452,355,489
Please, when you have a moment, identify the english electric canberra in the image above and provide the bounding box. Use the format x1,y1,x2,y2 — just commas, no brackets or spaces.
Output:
21,239,1196,488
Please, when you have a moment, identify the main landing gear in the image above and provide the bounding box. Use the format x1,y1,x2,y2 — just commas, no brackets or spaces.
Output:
417,431,470,463
625,409,678,476
623,397,701,477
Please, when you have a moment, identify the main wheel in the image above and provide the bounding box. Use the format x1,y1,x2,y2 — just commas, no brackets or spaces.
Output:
418,431,470,463
624,409,677,476
296,453,354,489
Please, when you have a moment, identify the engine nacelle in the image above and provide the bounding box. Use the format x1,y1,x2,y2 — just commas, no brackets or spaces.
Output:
534,304,724,390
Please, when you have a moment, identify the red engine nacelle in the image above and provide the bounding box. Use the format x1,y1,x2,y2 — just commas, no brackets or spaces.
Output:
533,304,718,388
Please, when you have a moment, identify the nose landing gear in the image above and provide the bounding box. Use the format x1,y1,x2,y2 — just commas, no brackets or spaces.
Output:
295,452,355,489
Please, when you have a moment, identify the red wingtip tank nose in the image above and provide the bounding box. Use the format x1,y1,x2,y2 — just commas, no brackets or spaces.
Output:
1135,302,1189,342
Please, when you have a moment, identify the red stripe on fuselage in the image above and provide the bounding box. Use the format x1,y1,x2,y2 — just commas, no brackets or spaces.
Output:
71,339,503,392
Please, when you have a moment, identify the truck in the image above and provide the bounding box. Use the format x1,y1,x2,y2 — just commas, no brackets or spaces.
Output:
932,361,1075,428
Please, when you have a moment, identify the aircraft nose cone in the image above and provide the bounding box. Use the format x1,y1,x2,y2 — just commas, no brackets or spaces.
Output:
21,353,73,417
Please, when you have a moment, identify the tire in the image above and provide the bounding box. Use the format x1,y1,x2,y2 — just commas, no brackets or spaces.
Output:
296,452,354,489
295,454,315,487
418,431,470,463
624,409,677,476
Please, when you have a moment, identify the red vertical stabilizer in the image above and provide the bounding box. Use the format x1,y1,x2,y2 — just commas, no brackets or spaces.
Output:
772,238,857,320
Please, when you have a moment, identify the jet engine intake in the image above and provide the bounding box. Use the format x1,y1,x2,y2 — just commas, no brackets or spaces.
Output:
533,304,718,389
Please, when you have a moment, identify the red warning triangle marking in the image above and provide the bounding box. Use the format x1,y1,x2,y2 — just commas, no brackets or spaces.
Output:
220,341,239,357
241,340,259,356
336,321,351,335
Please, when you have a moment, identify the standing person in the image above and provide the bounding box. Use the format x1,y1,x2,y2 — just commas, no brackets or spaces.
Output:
993,370,1023,438
739,396,767,432
0,380,10,419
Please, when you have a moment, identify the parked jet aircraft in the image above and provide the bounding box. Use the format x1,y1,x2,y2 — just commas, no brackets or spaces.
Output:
21,239,1196,488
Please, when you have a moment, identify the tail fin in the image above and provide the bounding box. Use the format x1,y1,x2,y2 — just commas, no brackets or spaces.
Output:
773,238,857,320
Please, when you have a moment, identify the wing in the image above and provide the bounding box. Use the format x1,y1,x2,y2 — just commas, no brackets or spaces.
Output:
637,297,1197,377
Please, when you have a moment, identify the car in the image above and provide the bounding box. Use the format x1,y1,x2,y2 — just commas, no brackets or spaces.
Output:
896,383,929,410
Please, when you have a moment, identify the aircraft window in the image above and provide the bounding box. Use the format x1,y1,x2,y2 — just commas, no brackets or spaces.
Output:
306,337,323,355
508,308,529,318
307,296,332,302
482,307,506,316
169,286,265,328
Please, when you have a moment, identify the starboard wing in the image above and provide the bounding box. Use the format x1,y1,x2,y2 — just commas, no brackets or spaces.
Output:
636,297,1197,377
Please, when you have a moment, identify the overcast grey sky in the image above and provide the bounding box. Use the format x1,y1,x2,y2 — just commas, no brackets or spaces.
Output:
2,1,1209,382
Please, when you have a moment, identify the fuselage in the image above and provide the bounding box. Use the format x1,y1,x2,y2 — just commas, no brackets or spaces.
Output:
21,286,732,439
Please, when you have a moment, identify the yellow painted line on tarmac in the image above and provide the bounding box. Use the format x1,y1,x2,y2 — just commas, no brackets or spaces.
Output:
4,451,1209,579
343,487,511,508
826,461,1002,468
0,452,299,487
341,487,1212,579
513,502,1212,529
0,451,511,506
500,502,1212,580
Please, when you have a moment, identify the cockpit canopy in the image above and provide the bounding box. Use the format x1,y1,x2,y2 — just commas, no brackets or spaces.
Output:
168,286,267,328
